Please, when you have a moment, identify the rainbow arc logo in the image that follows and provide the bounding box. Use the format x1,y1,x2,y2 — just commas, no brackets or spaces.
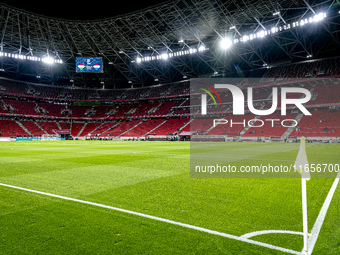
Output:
198,83,222,106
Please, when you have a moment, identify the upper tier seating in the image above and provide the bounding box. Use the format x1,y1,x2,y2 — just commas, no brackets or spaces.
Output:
289,110,340,137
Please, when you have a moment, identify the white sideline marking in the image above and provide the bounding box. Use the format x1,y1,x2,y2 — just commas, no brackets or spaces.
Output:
241,230,305,239
0,182,301,255
307,176,340,254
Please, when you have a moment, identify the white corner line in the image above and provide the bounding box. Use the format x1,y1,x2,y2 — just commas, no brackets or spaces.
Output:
0,182,301,255
307,177,340,255
241,230,304,239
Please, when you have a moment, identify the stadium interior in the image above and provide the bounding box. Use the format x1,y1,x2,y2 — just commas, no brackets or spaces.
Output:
0,58,339,141
0,1,340,255
0,0,339,142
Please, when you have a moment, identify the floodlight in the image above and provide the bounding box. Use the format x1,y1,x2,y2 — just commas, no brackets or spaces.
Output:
220,38,233,49
198,45,206,52
257,31,265,38
136,57,142,63
242,35,249,42
313,13,325,22
42,56,54,64
161,53,168,60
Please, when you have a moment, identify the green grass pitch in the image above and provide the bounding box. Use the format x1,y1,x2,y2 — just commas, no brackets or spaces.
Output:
0,140,339,254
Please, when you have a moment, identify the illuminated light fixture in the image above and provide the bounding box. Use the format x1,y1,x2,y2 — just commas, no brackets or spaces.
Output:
0,51,62,64
313,12,326,22
242,35,249,42
42,56,54,64
198,45,206,52
134,44,208,63
220,37,233,49
257,30,266,38
236,12,326,45
133,11,324,64
161,53,168,60
307,54,313,58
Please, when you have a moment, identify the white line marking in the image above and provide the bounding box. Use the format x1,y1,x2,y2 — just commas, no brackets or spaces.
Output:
307,176,339,254
241,230,304,239
0,182,301,255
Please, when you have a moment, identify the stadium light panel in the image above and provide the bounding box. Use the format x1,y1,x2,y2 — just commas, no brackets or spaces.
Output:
133,42,208,63
42,56,55,64
220,38,233,50
161,53,168,60
242,35,249,42
257,30,266,38
132,10,326,63
0,51,62,64
313,13,326,22
198,45,206,52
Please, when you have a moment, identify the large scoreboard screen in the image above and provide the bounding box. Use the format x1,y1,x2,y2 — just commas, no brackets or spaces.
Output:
76,57,103,73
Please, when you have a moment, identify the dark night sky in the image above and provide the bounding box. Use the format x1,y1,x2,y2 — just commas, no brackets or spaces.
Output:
0,1,170,20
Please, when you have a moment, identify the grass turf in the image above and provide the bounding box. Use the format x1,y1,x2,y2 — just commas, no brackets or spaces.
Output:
0,140,339,254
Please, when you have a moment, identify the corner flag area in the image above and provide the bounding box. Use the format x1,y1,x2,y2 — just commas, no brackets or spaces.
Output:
0,141,339,254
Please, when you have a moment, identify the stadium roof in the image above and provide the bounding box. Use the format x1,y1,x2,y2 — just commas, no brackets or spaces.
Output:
0,1,171,20
0,0,340,89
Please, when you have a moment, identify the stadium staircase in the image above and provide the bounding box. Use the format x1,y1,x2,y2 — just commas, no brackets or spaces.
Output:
0,99,7,111
281,113,304,139
78,122,103,137
116,120,143,137
34,121,49,135
76,123,87,137
204,122,218,135
97,122,121,136
89,123,104,135
180,118,194,131
142,119,168,136
239,115,262,136
56,122,62,130
15,120,33,136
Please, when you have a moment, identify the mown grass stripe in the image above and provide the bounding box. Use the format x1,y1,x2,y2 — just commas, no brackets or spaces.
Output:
0,182,302,255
